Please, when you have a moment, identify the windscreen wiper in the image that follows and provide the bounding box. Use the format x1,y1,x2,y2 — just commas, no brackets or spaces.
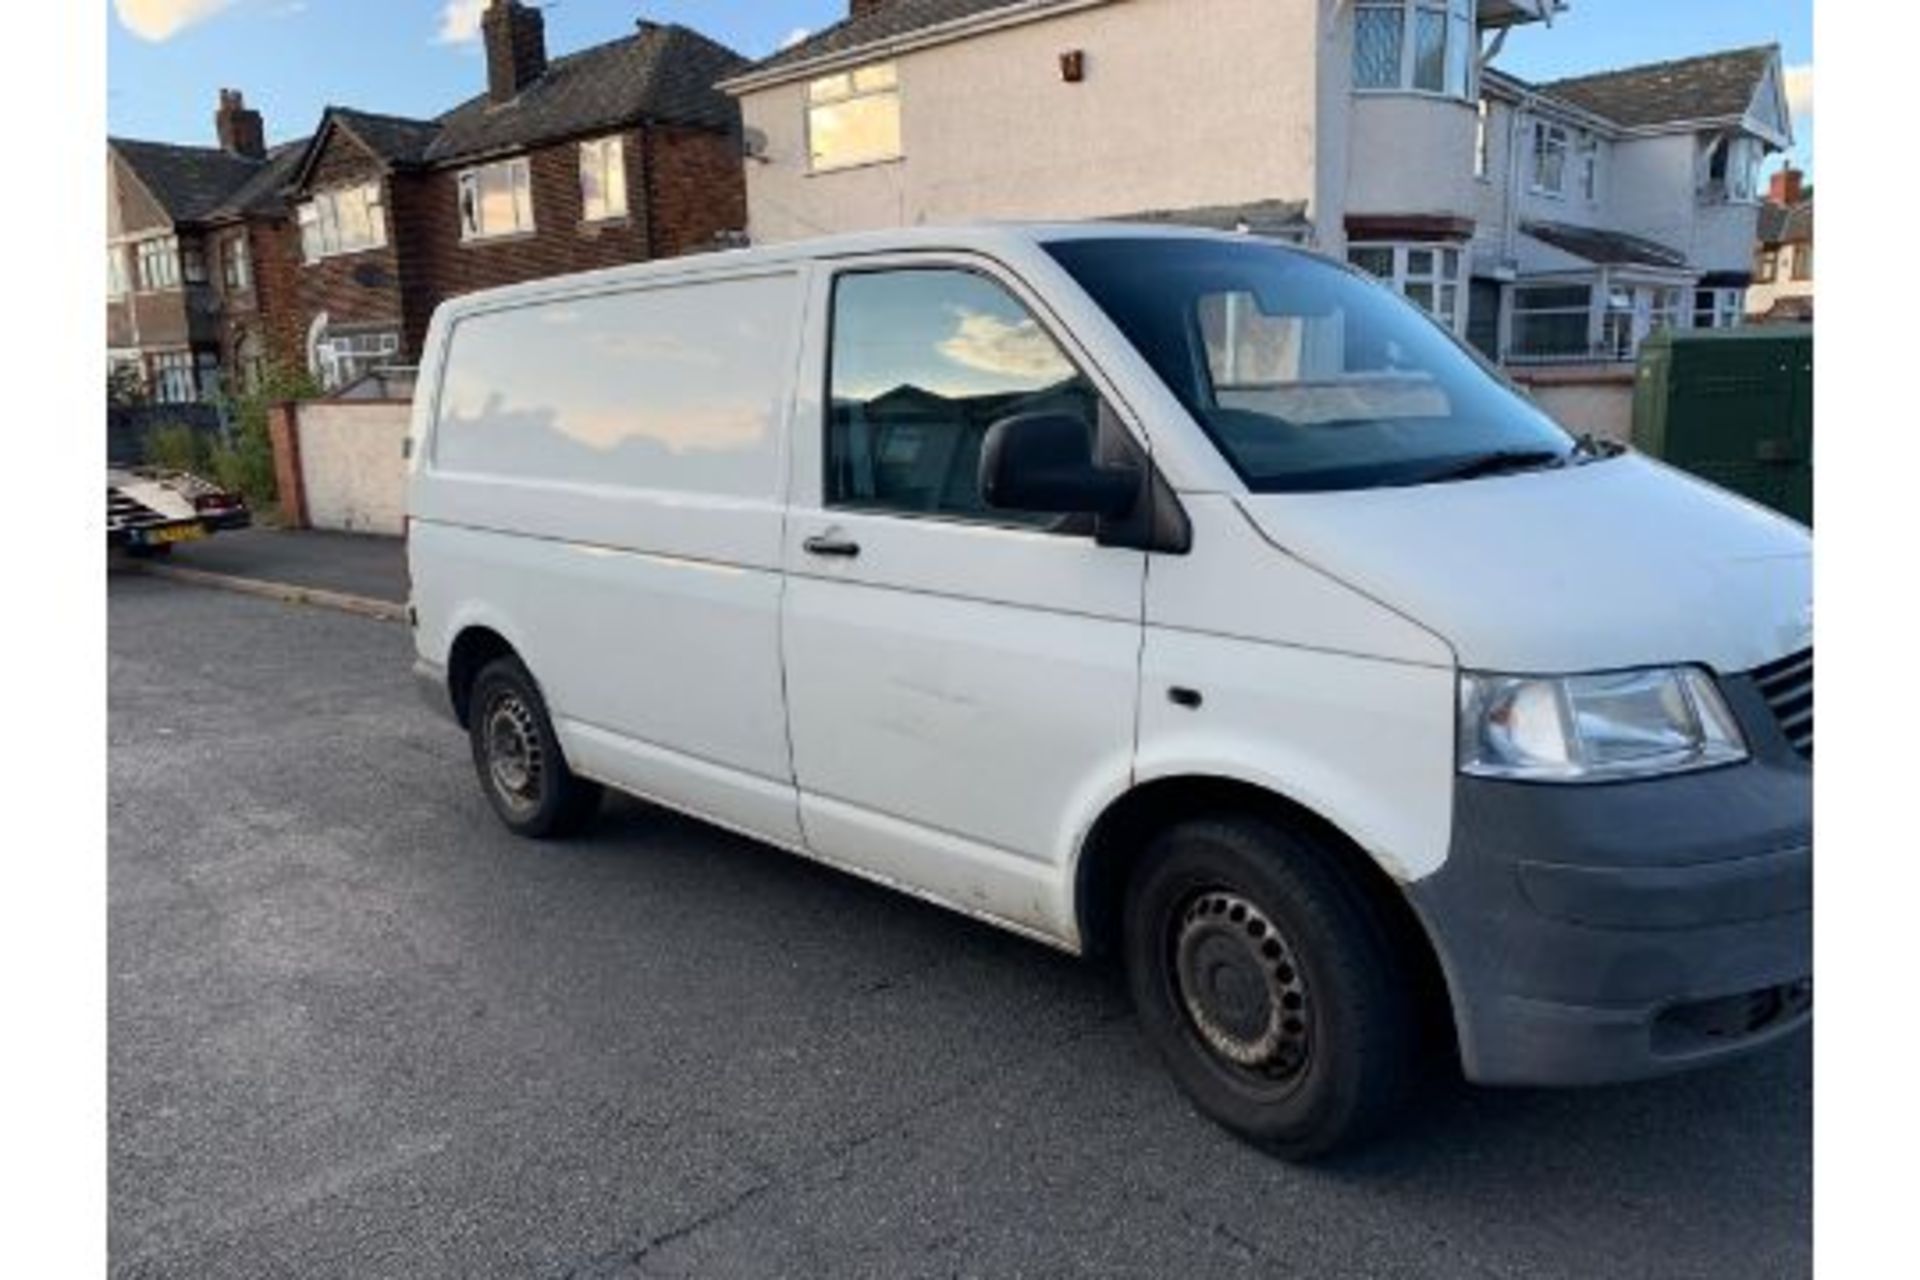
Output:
1420,448,1571,485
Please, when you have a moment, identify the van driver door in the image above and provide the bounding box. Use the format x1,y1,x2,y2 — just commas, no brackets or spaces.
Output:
778,258,1148,940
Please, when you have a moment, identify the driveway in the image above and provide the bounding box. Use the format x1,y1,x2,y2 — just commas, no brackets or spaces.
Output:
109,575,1811,1279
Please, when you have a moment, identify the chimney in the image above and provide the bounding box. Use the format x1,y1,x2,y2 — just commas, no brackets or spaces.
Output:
849,0,898,18
214,89,266,160
1768,165,1805,206
483,0,548,105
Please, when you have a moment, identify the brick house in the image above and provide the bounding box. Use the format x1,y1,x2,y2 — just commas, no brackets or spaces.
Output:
283,2,748,390
107,90,309,403
1747,166,1813,324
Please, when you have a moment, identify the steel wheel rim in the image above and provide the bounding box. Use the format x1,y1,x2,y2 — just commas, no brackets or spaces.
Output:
483,691,544,815
1171,889,1313,1084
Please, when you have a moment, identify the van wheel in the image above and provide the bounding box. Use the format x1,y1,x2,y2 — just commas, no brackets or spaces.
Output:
468,656,601,839
1123,815,1416,1159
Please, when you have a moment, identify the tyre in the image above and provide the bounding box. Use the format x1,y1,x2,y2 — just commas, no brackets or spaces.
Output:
1123,814,1418,1159
467,655,602,838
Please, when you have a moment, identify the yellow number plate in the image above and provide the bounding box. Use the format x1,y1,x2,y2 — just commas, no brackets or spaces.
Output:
145,523,207,546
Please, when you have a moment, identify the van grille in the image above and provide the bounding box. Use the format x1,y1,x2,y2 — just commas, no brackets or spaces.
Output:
1750,648,1812,761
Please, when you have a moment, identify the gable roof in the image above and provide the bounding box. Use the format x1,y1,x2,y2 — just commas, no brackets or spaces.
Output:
735,0,1067,84
1541,45,1778,130
207,139,312,221
331,108,441,165
429,22,744,164
1758,200,1813,247
108,138,268,223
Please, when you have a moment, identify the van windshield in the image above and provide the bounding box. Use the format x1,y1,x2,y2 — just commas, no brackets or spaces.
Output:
1044,237,1575,493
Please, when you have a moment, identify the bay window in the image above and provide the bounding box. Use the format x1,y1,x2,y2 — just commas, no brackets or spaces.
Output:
808,62,902,172
298,183,388,261
1353,1,1475,99
1706,135,1763,203
1349,242,1464,331
459,157,535,241
579,136,628,222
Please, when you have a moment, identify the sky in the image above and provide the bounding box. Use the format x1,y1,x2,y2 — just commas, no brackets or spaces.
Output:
107,0,1812,174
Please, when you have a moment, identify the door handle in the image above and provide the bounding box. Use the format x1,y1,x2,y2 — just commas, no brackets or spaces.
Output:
803,533,861,559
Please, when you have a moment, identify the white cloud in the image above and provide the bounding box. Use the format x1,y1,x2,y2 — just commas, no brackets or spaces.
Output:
938,310,1075,385
781,28,812,50
437,0,489,45
113,0,238,42
1784,64,1813,118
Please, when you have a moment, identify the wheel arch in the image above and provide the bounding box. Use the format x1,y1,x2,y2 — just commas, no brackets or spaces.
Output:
1072,772,1457,1057
446,623,522,728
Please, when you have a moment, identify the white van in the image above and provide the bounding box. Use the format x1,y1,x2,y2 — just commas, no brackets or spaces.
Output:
407,225,1811,1157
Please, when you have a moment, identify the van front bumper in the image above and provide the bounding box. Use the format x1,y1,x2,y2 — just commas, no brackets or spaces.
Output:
1407,742,1811,1087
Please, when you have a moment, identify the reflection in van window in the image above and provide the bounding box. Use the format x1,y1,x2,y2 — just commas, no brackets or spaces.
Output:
434,274,797,497
827,269,1097,524
1047,238,1570,493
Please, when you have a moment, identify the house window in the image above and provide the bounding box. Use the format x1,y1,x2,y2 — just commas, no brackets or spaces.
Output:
222,236,252,292
1509,283,1593,360
1531,122,1569,196
1756,247,1779,283
315,329,401,391
459,157,535,241
579,136,628,222
1348,243,1464,331
151,351,198,404
298,183,388,261
135,236,182,291
1791,243,1813,282
107,247,130,299
1474,99,1491,180
1693,287,1745,330
1577,135,1601,202
1706,136,1763,203
182,242,208,285
808,62,902,172
1353,1,1475,100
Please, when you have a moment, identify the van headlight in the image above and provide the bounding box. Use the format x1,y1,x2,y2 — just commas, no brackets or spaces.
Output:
1458,667,1748,782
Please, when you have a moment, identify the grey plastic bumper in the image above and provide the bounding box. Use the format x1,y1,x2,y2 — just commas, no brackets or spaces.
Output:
1408,683,1811,1087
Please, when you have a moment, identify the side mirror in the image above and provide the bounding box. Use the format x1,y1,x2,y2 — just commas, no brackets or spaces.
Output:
980,413,1139,520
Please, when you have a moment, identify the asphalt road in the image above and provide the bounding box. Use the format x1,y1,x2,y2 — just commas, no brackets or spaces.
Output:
109,573,1812,1279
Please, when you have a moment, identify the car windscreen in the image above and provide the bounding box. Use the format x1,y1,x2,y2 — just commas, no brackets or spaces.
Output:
1043,237,1573,493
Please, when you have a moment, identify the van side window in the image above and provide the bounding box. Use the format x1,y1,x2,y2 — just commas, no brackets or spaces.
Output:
434,274,797,498
827,269,1099,525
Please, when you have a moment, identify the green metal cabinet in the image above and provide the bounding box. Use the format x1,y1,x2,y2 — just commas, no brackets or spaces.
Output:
1632,326,1813,525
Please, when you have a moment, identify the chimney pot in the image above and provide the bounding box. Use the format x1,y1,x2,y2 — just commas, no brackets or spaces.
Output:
214,88,266,160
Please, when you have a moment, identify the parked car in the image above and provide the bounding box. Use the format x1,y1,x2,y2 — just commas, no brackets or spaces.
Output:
108,465,250,554
406,225,1812,1158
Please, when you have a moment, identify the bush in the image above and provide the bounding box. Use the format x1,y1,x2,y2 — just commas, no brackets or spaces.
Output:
209,361,320,514
146,423,212,474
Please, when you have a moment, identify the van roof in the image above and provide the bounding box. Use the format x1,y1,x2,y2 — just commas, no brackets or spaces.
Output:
429,221,1295,318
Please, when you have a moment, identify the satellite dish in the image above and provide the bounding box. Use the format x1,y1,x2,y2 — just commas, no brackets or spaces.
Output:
741,126,771,163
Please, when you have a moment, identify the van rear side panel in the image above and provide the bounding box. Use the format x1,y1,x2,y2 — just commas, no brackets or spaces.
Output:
410,268,808,847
